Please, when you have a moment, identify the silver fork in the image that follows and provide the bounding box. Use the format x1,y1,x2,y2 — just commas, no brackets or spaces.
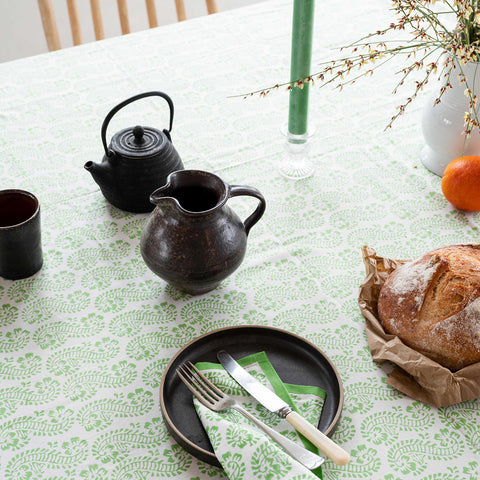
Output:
176,362,325,470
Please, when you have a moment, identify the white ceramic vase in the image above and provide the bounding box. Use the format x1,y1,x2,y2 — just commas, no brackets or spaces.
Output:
420,61,480,176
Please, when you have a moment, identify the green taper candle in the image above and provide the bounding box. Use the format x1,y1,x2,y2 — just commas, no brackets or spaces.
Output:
288,0,315,136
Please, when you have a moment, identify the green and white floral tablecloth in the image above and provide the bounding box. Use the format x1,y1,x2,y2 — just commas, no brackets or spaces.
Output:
0,0,479,479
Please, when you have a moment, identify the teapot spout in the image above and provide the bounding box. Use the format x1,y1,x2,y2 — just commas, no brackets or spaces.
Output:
84,160,110,186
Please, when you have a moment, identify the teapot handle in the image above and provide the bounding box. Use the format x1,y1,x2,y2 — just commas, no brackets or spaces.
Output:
228,185,266,236
101,91,175,157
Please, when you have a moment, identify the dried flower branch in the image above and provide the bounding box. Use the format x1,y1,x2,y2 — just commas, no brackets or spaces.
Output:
237,0,480,133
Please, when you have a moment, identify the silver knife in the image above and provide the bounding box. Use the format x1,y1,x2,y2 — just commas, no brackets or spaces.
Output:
217,350,350,466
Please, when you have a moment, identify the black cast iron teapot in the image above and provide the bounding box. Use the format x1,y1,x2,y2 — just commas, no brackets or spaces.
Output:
84,91,184,213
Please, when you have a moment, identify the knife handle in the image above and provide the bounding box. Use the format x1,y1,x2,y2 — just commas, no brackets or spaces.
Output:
285,411,350,466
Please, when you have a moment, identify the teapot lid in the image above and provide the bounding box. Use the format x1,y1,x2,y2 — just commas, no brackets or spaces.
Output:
110,125,167,159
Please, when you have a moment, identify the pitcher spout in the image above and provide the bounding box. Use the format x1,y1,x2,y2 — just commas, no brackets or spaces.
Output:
150,169,227,213
149,170,183,206
149,184,173,206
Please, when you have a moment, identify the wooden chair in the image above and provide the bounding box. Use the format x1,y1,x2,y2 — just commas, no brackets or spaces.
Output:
37,0,219,51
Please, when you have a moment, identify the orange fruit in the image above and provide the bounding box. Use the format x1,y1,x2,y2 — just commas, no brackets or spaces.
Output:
441,155,480,212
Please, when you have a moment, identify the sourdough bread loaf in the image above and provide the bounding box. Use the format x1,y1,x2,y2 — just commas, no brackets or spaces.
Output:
377,244,480,371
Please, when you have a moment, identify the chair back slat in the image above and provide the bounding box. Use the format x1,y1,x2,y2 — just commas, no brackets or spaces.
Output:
205,0,219,15
37,0,61,51
38,0,220,51
145,0,158,28
175,0,187,22
117,0,131,35
90,0,105,40
67,0,82,45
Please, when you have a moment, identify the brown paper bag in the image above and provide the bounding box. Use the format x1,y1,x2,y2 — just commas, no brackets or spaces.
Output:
359,245,480,407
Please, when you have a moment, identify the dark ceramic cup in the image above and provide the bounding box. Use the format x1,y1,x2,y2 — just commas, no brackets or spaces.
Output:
0,190,43,280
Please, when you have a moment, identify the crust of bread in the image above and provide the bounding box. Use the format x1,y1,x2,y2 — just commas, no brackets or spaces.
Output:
377,244,480,371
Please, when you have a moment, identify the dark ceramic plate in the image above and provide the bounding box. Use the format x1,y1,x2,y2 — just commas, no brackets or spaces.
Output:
160,325,344,467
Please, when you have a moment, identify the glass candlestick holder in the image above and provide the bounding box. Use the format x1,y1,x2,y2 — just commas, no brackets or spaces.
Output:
278,125,315,180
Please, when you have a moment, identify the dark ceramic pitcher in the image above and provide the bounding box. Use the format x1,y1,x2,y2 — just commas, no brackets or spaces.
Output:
140,170,266,294
84,91,184,213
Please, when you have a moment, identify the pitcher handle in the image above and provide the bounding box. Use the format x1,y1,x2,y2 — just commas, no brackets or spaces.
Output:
101,91,175,157
229,185,266,236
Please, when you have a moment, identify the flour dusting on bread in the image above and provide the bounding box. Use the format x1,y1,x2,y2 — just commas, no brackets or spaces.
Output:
388,257,439,299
